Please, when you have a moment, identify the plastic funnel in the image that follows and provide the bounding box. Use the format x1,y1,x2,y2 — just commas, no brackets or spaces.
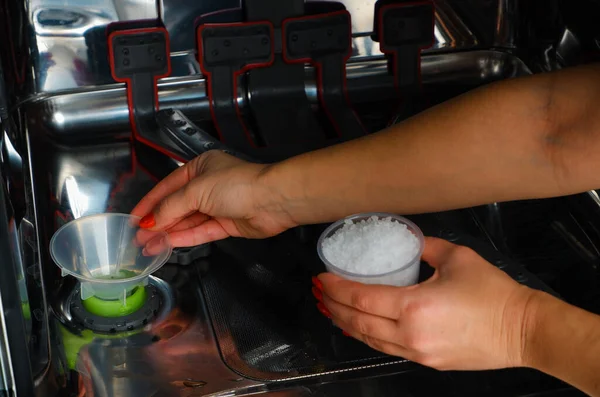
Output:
50,213,172,304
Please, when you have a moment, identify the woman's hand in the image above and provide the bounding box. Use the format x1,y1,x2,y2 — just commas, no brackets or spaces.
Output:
314,237,539,371
131,151,297,247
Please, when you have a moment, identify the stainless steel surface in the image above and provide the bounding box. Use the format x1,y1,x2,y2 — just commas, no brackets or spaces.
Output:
29,0,159,93
0,287,15,394
29,50,530,139
17,45,536,395
56,273,264,396
494,0,519,48
2,114,43,396
23,136,264,396
0,168,36,397
6,1,594,396
23,127,53,384
556,28,582,66
24,0,480,95
431,1,480,50
34,77,210,141
470,203,508,253
589,190,600,208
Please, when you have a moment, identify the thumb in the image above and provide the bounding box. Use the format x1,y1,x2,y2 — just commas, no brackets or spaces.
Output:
421,237,459,270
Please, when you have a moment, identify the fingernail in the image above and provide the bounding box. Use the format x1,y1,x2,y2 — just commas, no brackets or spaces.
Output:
139,213,156,229
316,302,331,319
342,331,351,337
311,286,323,302
312,276,323,291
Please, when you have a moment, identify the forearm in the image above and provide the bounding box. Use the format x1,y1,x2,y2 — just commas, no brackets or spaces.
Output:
524,292,600,396
261,64,600,225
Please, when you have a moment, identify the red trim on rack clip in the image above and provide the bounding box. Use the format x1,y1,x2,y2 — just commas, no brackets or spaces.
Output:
377,1,435,91
108,27,187,163
196,21,275,147
282,10,366,137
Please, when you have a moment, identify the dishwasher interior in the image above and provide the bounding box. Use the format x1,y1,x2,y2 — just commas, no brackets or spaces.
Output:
1,0,600,396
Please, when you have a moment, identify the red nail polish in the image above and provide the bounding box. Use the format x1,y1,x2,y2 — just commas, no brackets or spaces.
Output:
317,302,331,319
342,331,351,337
312,286,323,302
312,276,323,291
139,214,156,229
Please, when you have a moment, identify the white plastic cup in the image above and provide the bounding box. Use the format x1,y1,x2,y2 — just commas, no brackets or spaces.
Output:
50,213,172,303
317,213,424,286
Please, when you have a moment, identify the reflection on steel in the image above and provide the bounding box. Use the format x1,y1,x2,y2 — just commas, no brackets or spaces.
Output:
16,42,534,395
7,1,566,396
24,128,54,386
494,0,519,48
557,28,582,66
0,165,35,396
54,270,263,396
588,190,600,208
28,50,529,139
0,283,15,394
433,1,479,49
36,78,210,140
25,0,479,94
474,203,508,253
27,134,264,395
28,0,159,93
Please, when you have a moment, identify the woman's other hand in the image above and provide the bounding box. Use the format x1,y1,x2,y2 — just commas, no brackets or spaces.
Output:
314,237,538,371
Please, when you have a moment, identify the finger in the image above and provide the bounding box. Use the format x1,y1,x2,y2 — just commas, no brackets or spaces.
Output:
333,317,411,359
167,219,231,247
322,294,399,344
134,228,163,246
131,157,199,218
142,234,171,256
421,237,458,269
135,213,209,246
166,212,210,233
318,273,417,320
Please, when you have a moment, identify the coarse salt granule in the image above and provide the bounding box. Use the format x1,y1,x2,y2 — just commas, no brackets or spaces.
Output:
321,216,419,275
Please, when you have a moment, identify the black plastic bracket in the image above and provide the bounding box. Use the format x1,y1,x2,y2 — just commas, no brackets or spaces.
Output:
108,24,188,162
242,0,329,146
373,1,435,90
158,107,345,163
166,243,212,266
197,22,274,151
372,1,435,121
157,107,341,164
192,1,365,158
282,10,365,139
156,108,257,162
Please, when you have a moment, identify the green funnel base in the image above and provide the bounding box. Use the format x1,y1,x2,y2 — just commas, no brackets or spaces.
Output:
82,286,147,318
71,283,162,334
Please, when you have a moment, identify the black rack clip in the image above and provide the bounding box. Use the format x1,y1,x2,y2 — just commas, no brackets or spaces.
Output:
197,21,274,152
373,0,435,92
282,9,365,139
166,243,211,266
107,21,188,162
191,1,365,160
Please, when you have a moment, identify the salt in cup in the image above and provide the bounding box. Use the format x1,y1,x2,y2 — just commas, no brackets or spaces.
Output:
317,213,424,286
